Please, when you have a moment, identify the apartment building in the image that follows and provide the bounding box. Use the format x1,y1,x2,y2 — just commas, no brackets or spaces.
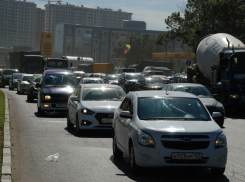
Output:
35,8,45,50
45,3,132,33
0,0,36,49
54,24,165,65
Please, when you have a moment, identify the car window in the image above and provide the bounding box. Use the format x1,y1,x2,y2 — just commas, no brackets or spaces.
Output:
73,86,80,96
84,79,103,84
126,100,133,114
173,86,212,98
120,98,130,110
138,97,210,121
76,87,81,99
22,76,32,81
43,74,78,87
126,74,141,80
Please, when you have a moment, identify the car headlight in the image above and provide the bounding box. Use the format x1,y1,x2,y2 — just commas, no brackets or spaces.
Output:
230,94,239,98
215,132,227,148
137,129,155,148
82,108,95,115
45,95,51,100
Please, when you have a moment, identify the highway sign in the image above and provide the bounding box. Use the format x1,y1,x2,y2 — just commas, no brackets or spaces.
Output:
186,59,191,66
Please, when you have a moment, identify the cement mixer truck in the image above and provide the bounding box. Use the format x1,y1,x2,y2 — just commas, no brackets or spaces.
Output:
187,33,245,112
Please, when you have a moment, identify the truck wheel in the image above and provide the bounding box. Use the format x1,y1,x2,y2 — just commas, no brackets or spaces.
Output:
38,105,45,116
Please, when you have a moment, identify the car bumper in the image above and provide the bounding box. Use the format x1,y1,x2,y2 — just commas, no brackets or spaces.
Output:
134,142,227,168
40,102,67,111
78,112,114,130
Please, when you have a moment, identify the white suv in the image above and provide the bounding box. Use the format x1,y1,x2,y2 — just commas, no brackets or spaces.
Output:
112,91,227,175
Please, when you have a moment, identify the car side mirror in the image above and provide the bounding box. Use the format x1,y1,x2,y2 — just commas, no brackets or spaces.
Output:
213,94,219,100
70,96,79,102
212,112,222,118
120,111,132,119
36,83,41,88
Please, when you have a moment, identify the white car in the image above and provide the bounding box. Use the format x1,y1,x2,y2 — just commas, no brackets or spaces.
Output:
112,91,227,175
67,84,126,133
17,74,33,94
79,77,104,84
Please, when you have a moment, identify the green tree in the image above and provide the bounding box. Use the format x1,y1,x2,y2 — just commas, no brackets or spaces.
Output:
111,33,164,66
159,0,245,51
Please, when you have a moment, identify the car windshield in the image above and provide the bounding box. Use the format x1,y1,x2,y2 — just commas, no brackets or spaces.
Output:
33,77,41,82
82,87,125,101
93,74,103,78
3,70,18,75
145,78,165,84
107,75,119,80
172,86,212,98
43,74,78,87
13,74,23,79
22,76,32,81
138,97,210,120
83,79,103,84
75,73,85,77
126,74,141,80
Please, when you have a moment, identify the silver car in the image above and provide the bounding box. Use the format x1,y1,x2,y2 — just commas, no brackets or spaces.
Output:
67,84,126,133
112,91,227,175
17,74,33,94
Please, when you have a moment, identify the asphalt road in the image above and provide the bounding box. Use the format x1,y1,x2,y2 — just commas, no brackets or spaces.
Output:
1,87,245,182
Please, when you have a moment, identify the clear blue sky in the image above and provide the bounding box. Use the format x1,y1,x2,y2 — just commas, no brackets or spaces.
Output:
35,0,187,31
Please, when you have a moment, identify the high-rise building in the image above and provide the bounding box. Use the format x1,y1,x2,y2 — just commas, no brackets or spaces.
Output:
45,3,132,33
35,8,45,50
0,0,36,49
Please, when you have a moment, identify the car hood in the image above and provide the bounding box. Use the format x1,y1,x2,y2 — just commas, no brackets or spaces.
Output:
146,83,165,88
81,101,121,112
128,79,138,82
136,119,221,134
109,80,118,83
199,98,219,107
42,87,75,95
21,81,29,84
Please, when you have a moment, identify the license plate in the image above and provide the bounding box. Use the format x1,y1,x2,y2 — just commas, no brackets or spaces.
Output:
56,104,66,108
172,153,202,160
102,118,113,123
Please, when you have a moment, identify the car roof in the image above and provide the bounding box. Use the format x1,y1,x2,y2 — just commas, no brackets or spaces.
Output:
43,69,74,75
130,91,198,98
74,71,85,73
166,83,205,87
22,74,33,76
83,77,102,80
82,84,121,88
13,73,26,75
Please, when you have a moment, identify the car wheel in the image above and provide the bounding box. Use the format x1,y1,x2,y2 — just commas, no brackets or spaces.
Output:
211,167,225,176
29,93,34,102
129,143,139,173
67,111,74,129
9,86,13,90
113,133,123,158
38,105,45,116
75,116,81,134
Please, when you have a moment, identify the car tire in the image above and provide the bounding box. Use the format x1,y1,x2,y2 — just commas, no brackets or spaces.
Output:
211,167,225,176
29,93,34,102
67,111,74,129
113,134,123,158
75,116,81,134
9,86,13,90
38,105,45,116
129,143,139,173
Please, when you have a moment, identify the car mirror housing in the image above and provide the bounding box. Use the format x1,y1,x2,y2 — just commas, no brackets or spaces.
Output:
212,112,222,118
36,83,41,88
70,96,79,102
120,111,132,119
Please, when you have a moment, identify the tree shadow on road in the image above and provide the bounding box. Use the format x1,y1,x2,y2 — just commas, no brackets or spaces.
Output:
109,155,229,182
65,127,112,139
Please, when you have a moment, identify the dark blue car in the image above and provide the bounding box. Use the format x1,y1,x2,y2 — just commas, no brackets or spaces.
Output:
36,69,78,116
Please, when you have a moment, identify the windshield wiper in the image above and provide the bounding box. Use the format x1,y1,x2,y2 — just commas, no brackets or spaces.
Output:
140,118,165,120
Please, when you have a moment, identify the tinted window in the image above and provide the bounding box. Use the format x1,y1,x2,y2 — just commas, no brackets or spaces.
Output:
82,87,125,101
44,74,78,87
3,70,18,75
154,72,164,75
47,60,68,68
107,75,119,80
145,78,165,84
126,74,141,80
33,77,41,82
138,97,210,120
13,74,22,79
172,86,212,98
75,73,85,77
22,76,32,81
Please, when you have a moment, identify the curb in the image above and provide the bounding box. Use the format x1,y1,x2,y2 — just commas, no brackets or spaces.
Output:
1,91,12,182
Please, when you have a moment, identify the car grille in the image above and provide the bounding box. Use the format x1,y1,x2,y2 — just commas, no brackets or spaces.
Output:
164,157,209,164
95,113,114,124
161,135,210,150
49,94,70,102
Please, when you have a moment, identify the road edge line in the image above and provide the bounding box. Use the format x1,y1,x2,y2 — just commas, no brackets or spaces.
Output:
1,90,12,182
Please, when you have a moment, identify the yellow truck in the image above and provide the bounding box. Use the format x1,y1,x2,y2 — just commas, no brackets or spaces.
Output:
93,63,114,74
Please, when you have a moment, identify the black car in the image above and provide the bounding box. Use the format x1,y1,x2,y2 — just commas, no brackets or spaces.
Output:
0,68,19,88
27,74,42,102
36,70,78,116
162,83,225,127
103,74,120,85
135,76,168,91
118,72,141,93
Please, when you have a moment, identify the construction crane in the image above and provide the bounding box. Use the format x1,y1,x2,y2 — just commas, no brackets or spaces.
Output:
41,0,62,4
